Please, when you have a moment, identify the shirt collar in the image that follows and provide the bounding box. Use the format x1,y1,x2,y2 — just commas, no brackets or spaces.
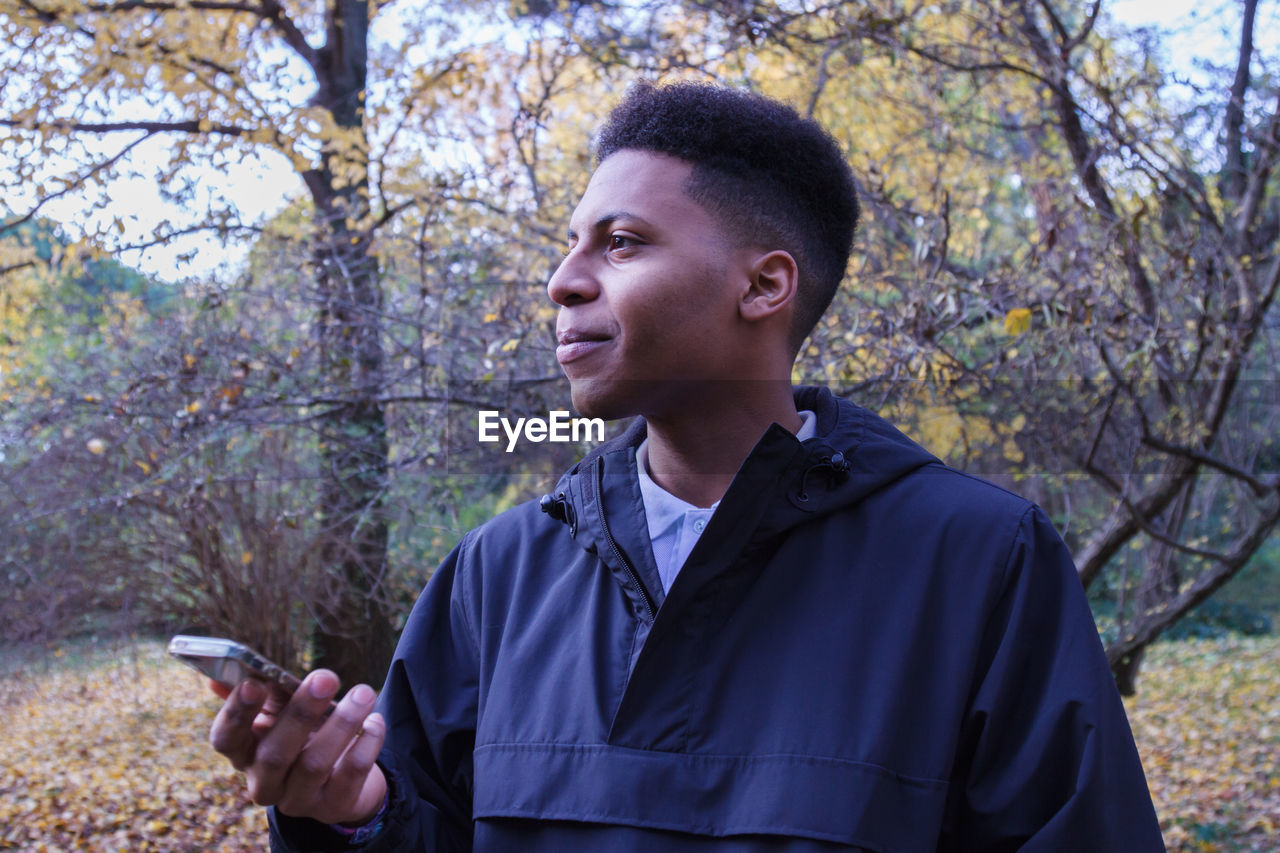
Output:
636,443,704,542
636,409,816,541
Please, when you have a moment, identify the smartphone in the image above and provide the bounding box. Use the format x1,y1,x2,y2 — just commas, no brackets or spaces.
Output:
168,634,302,696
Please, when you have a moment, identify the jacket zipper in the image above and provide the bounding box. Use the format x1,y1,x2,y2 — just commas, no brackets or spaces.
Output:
596,457,656,621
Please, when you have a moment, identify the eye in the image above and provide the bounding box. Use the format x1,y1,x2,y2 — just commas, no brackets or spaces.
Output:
607,233,641,253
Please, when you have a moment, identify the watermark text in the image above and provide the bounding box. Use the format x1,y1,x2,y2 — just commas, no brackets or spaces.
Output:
477,410,605,452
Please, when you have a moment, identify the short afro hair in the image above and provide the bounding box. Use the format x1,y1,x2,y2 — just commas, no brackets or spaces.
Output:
595,80,859,352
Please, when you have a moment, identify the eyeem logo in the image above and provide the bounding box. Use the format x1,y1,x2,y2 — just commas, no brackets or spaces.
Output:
478,410,605,453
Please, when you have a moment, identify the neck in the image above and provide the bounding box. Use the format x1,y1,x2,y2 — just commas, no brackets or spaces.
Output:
643,381,801,508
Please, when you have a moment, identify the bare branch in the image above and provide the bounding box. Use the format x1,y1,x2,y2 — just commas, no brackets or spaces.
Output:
1,134,151,232
1138,434,1278,497
1009,0,1159,321
1063,0,1100,54
0,118,252,136
14,0,96,38
113,222,264,253
0,260,38,277
1235,89,1280,237
1106,502,1280,664
876,42,1055,91
1222,0,1257,203
84,0,265,12
806,42,838,118
22,0,319,70
1033,0,1070,46
1082,384,1121,474
1077,456,1197,587
256,0,321,70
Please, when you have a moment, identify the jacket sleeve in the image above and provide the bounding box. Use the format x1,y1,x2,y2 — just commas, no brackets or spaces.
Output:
269,536,480,852
939,506,1166,852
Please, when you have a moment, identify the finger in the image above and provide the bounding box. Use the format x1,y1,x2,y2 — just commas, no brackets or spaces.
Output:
278,683,379,813
262,684,293,716
209,679,269,770
247,670,340,805
251,707,281,739
251,690,290,739
209,679,232,700
325,711,388,825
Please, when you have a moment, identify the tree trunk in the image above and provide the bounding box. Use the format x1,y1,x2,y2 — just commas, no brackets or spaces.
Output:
307,186,396,690
1107,483,1193,692
303,0,395,689
312,390,394,690
1112,647,1145,697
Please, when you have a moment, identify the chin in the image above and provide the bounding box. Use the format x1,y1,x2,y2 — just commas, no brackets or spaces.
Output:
568,378,643,423
570,377,697,425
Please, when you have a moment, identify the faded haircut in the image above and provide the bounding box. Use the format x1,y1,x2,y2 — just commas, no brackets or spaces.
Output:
595,80,860,352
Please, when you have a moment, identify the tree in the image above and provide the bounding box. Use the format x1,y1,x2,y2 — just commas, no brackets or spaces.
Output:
700,0,1280,691
0,222,171,644
0,0,642,682
5,0,1275,695
1,0,462,684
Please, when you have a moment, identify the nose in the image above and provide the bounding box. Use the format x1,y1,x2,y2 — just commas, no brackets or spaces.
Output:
546,248,599,307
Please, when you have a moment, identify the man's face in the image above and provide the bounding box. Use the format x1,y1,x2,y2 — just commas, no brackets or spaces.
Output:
547,150,750,421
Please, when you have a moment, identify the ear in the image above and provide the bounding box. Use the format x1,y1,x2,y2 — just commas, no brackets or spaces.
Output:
739,250,799,323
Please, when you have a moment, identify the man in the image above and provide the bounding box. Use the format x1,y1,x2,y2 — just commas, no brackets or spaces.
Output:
211,81,1166,850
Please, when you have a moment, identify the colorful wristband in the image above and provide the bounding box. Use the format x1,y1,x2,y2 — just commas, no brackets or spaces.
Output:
328,790,390,846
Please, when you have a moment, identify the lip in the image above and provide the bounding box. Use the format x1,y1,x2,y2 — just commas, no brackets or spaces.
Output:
556,330,612,365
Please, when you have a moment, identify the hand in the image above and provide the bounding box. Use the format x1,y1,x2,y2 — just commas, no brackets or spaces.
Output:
209,670,388,826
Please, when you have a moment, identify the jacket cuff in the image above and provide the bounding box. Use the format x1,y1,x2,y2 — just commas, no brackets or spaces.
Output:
269,762,410,852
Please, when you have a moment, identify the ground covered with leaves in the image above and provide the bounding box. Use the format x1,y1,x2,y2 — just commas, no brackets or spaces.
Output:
1,635,1277,851
1125,636,1280,851
0,640,265,851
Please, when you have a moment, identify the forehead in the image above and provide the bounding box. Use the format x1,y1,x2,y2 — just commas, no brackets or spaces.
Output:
568,150,707,234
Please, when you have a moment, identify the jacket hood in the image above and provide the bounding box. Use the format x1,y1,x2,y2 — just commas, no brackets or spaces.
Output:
539,387,938,590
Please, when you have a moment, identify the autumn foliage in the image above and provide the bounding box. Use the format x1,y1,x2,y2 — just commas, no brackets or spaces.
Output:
0,637,1276,852
1128,637,1280,851
0,643,266,851
5,0,1278,695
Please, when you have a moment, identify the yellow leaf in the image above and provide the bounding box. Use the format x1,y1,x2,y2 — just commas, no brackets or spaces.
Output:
483,313,498,323
186,401,202,414
1003,307,1032,336
241,551,253,565
135,460,151,474
87,438,106,455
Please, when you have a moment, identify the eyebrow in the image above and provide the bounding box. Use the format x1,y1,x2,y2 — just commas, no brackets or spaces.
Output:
567,210,652,242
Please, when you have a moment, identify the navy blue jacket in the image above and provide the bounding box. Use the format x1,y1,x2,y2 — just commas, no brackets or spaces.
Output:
272,387,1164,851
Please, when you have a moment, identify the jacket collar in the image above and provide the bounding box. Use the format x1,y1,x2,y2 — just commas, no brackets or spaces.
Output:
539,387,939,613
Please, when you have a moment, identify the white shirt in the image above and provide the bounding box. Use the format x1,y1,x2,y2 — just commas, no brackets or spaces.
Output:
636,410,817,593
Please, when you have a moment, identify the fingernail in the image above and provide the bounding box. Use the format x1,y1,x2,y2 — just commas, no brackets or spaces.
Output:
309,670,339,699
240,679,265,704
350,684,375,706
361,711,384,736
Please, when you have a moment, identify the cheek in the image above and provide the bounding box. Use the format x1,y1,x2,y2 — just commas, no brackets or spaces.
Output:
675,271,738,341
616,256,736,353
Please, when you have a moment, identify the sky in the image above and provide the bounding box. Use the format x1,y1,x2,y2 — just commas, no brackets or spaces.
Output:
6,0,1275,285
